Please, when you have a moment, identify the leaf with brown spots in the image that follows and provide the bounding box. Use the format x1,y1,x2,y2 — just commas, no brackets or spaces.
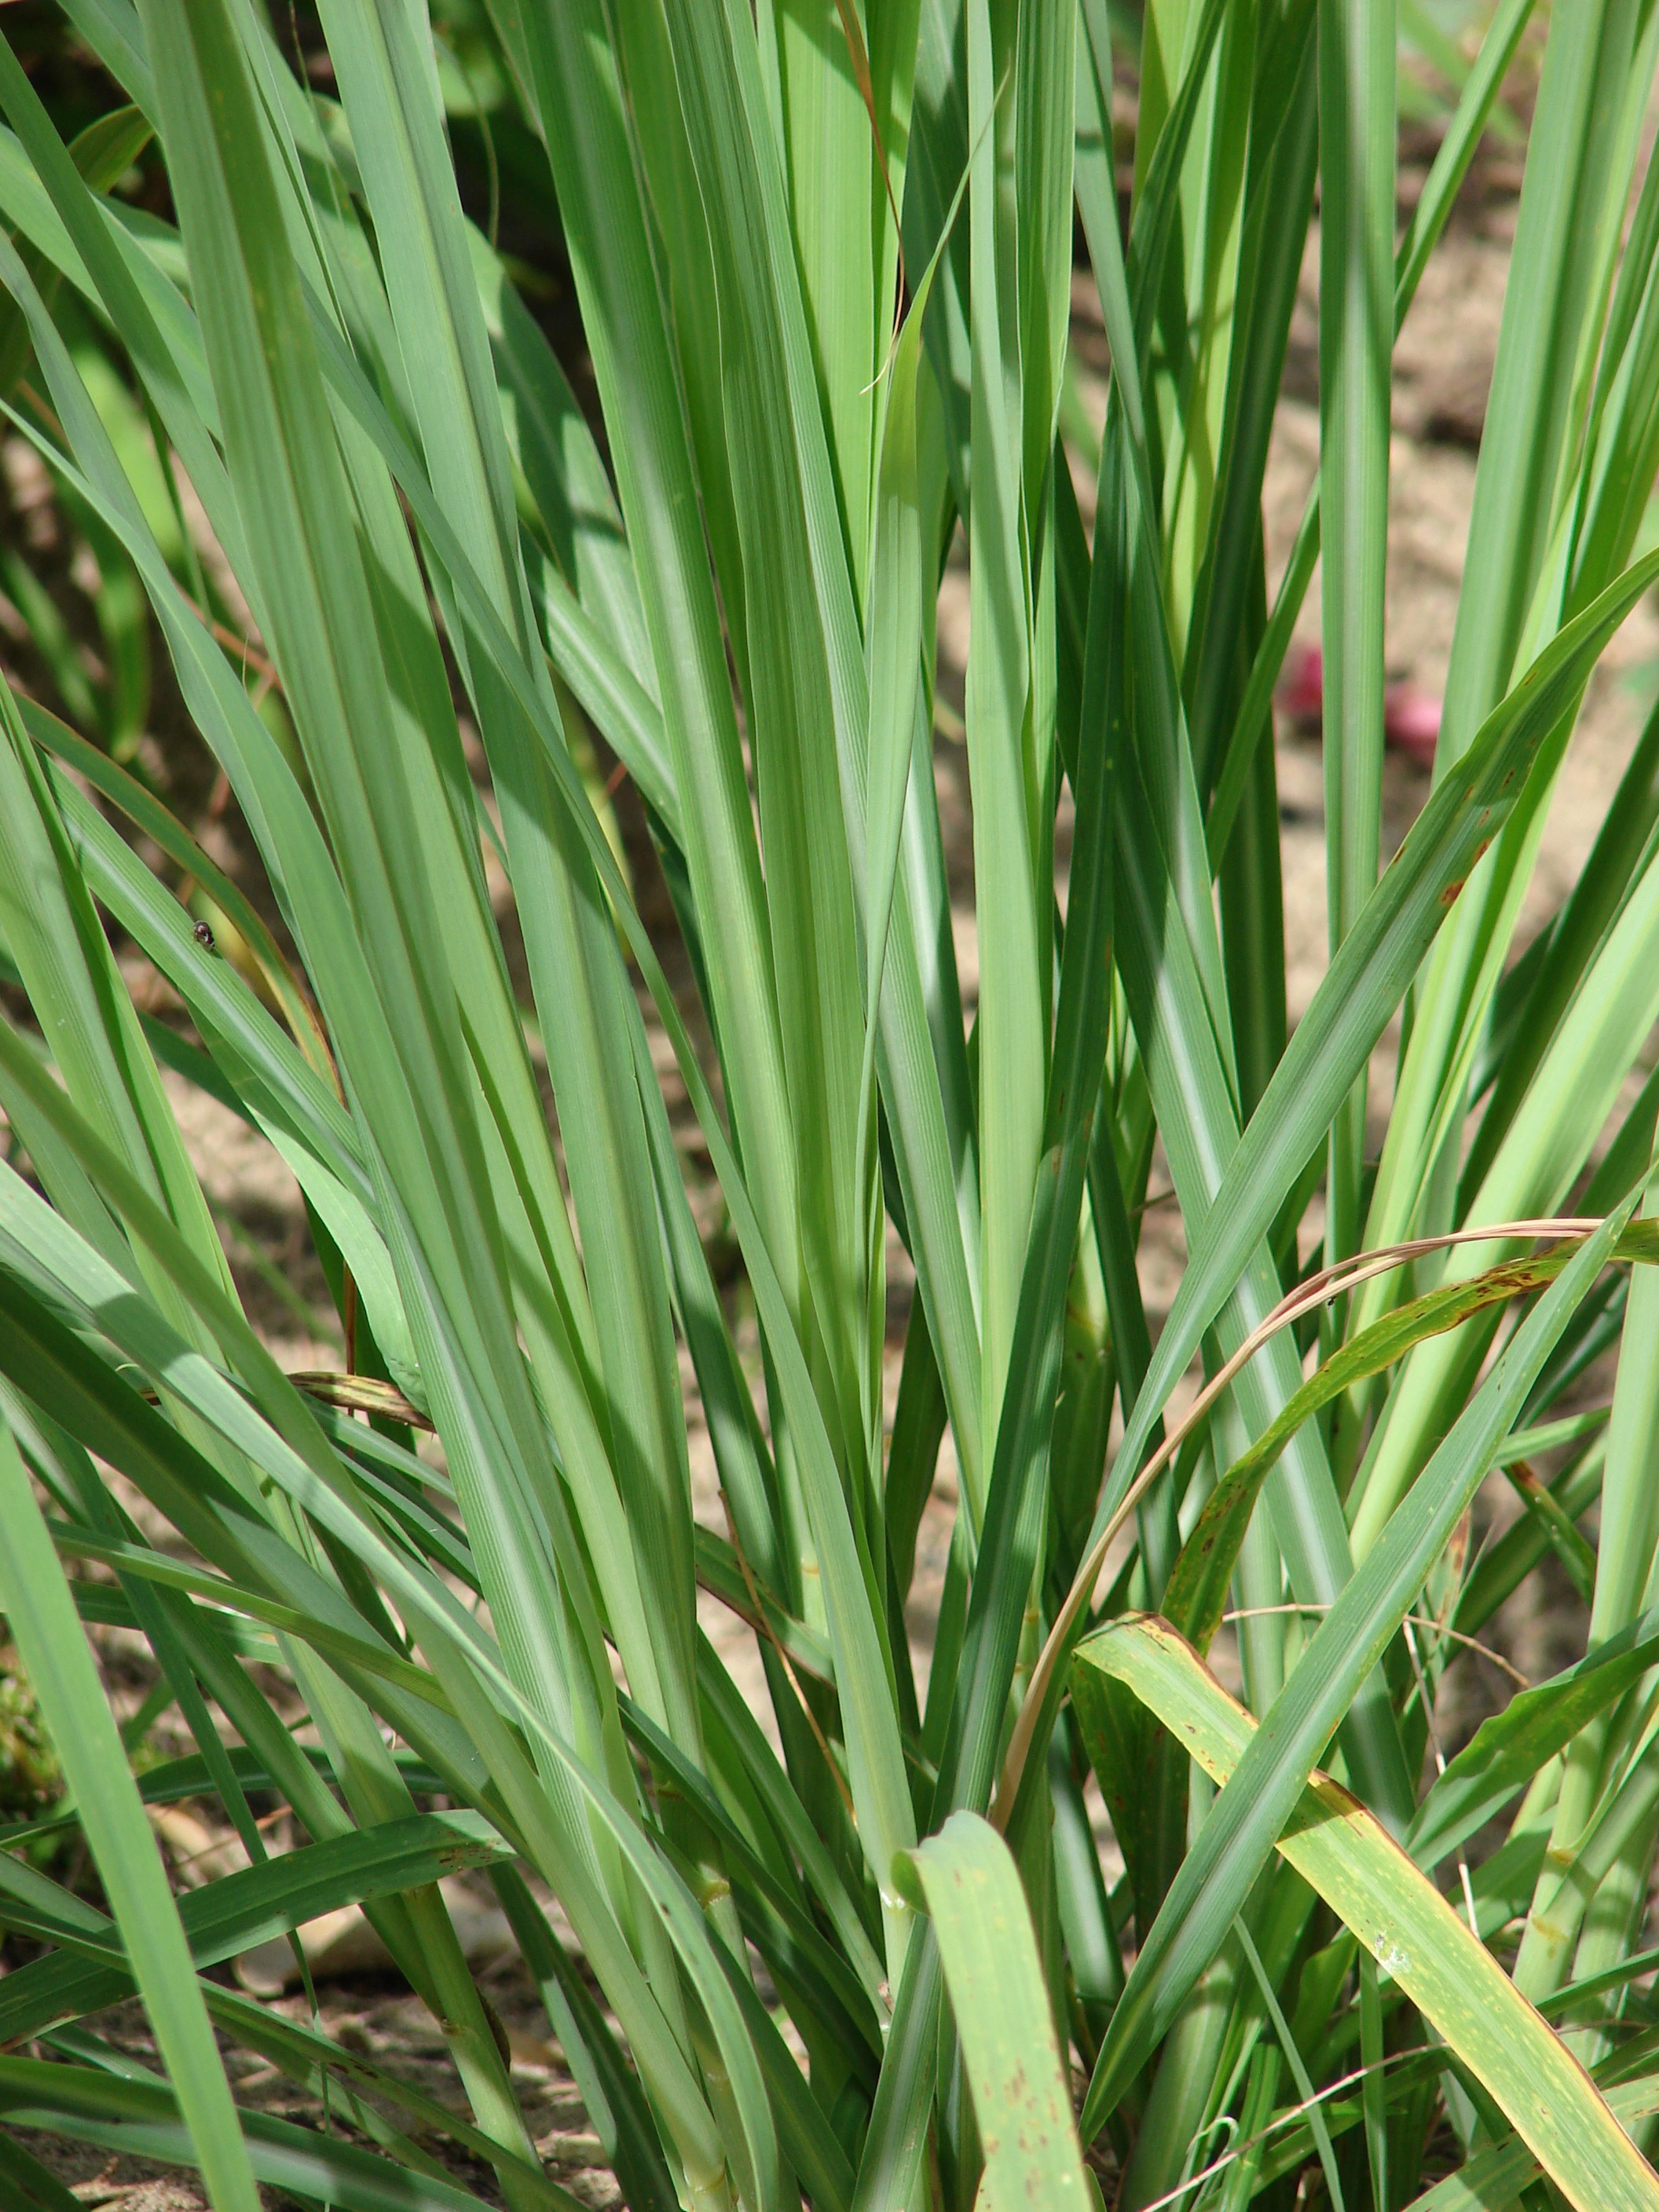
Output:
896,1812,1090,2209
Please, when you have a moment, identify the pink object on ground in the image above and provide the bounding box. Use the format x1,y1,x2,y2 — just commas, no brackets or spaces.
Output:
1273,640,1442,769
1278,640,1326,727
1382,684,1442,767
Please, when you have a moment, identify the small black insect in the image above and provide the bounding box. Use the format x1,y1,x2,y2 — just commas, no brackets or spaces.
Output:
193,919,215,950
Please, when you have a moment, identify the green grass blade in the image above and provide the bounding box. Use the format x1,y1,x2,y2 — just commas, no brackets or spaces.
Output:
1409,1599,1659,1874
295,241,925,1983
1439,2,1646,771
0,1025,778,2202
848,1921,940,2212
1111,715,1409,1825
0,677,231,1324
656,0,875,1487
1318,0,1395,1267
1513,1192,1659,2002
9,0,1659,2202
319,0,709,1782
897,1811,1090,2208
696,1640,888,2001
1185,23,1318,797
1401,2079,1659,2212
1074,0,1147,493
903,0,972,499
1124,0,1227,376
18,694,336,1091
1089,544,1659,1583
1353,830,1659,1560
1357,5,1658,1319
1205,0,1540,862
119,19,660,2067
0,1414,261,2212
859,265,934,1468
0,1808,513,2037
491,1864,682,2212
620,1692,884,2062
1082,1202,1631,2128
764,0,888,601
469,229,654,682
1462,692,1659,1201
180,1990,579,2211
709,1936,856,2212
0,2130,84,2212
1164,1225,1659,1657
520,538,679,833
963,0,1046,1456
1236,1917,1346,2212
0,36,251,588
1079,1613,1659,2212
933,408,1122,1829
0,266,396,1130
34,742,365,1189
1146,0,1258,649
521,0,987,1525
0,2055,505,2212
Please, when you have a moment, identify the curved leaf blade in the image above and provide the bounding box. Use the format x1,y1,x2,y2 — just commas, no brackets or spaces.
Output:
1078,1614,1659,2212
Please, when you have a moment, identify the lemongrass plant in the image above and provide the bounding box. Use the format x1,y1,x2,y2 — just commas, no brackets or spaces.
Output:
3,0,1659,2206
